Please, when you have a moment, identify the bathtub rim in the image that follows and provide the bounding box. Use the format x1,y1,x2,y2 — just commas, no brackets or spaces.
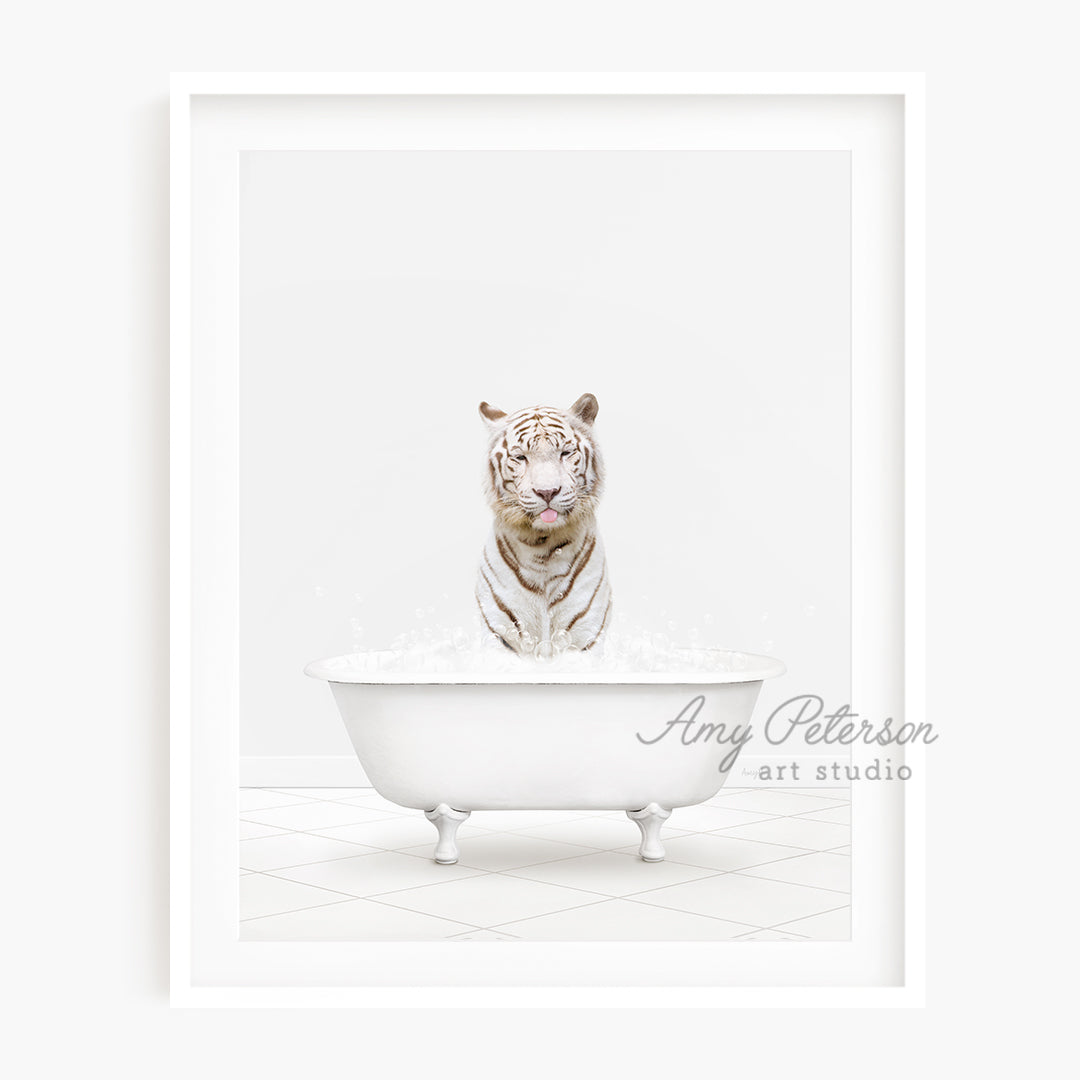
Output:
304,648,786,685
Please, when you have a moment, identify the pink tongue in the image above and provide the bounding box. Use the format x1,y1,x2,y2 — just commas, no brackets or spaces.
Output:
540,509,559,523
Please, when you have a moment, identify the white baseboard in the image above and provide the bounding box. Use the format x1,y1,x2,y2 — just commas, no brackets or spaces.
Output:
240,754,851,789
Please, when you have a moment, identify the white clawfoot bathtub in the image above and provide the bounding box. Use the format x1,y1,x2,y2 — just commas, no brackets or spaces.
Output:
305,652,785,863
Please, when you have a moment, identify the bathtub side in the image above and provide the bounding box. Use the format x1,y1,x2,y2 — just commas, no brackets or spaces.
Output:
327,681,763,811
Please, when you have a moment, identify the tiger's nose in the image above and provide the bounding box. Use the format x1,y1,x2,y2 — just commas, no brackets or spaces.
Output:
533,487,561,504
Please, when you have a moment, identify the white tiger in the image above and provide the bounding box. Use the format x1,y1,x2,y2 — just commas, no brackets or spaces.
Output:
476,393,612,656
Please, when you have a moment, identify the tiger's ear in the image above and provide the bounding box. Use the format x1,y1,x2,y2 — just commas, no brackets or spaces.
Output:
569,393,599,426
479,401,508,428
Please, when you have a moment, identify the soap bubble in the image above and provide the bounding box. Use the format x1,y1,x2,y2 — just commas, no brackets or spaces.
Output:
333,611,777,677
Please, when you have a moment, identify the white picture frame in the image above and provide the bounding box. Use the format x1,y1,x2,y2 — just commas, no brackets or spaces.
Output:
171,72,925,1007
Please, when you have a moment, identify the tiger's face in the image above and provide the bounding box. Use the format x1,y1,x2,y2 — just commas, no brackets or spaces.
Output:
479,393,604,533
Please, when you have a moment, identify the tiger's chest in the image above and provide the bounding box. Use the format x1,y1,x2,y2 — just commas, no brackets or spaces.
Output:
477,527,611,651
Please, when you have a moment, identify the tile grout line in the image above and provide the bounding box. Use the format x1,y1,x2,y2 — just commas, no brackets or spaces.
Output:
487,845,851,897
483,896,768,939
241,824,609,864
250,868,552,933
766,903,852,934
240,885,492,935
726,867,850,895
492,863,731,902
239,794,856,933
624,843,850,874
344,896,493,935
367,887,626,929
241,822,851,879
251,868,402,903
240,891,374,924
238,810,406,831
731,929,813,941
618,893,778,931
621,889,844,930
481,896,637,935
695,827,849,850
256,863,498,903
241,850,392,873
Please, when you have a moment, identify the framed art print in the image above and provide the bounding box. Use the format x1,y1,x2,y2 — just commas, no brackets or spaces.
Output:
172,74,925,1006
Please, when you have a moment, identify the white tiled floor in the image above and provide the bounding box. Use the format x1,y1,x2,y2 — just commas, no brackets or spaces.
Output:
238,786,852,941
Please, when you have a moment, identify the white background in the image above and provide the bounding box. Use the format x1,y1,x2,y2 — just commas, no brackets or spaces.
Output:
2,1,1076,1076
240,146,849,760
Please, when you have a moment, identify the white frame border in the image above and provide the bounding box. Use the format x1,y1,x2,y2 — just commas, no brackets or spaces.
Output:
170,72,925,1008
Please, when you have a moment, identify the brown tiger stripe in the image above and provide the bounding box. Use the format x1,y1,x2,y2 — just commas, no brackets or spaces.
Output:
535,535,571,564
496,534,543,594
474,593,501,637
552,534,596,604
549,535,588,582
565,566,606,631
480,568,521,630
495,533,520,569
582,598,612,651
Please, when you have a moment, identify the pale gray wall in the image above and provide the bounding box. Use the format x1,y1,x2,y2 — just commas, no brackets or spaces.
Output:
239,145,850,759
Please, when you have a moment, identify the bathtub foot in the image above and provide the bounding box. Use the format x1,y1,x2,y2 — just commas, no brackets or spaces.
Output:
627,803,672,861
424,804,471,864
